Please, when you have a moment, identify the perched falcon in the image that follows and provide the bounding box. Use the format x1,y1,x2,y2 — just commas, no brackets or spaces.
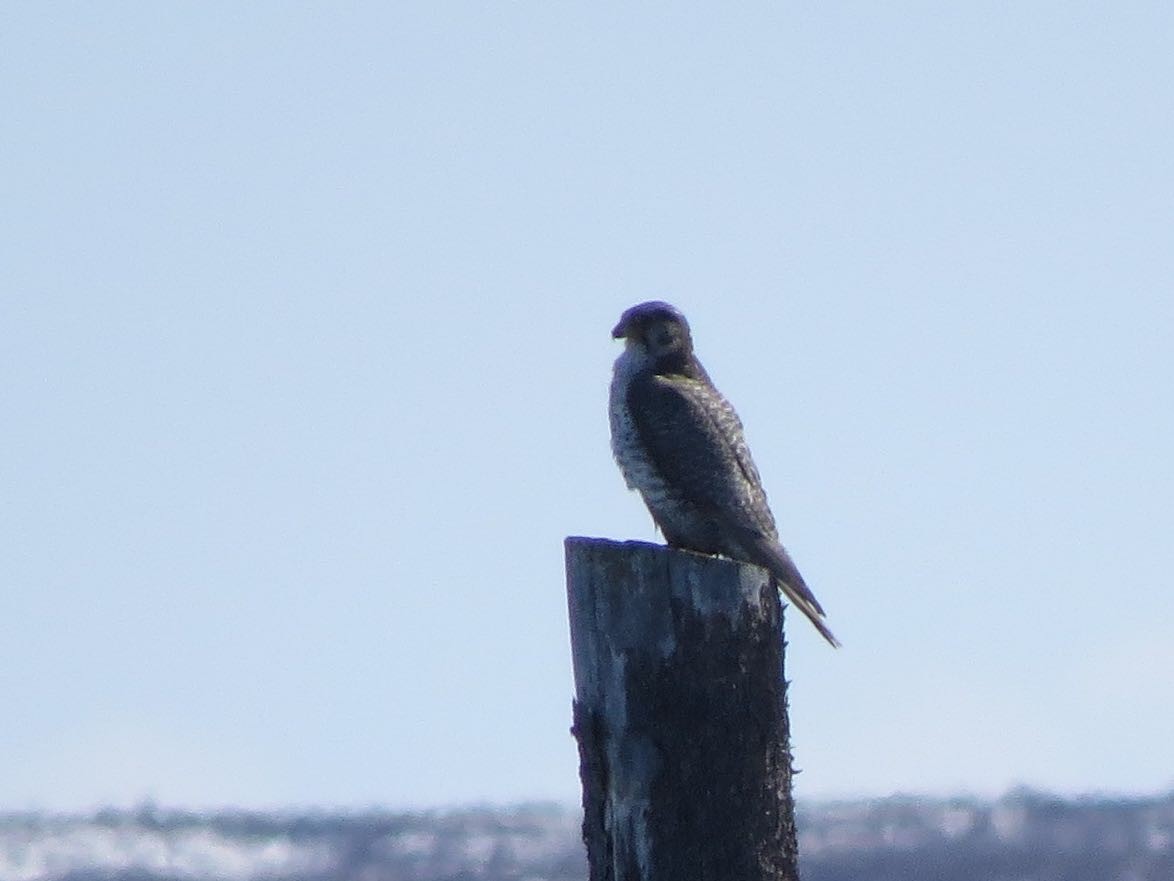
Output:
609,301,840,647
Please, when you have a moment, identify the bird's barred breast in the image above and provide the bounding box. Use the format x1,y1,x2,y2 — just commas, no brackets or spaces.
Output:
610,360,652,488
608,347,675,507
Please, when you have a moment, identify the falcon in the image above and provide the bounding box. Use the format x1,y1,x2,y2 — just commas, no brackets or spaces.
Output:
609,301,840,647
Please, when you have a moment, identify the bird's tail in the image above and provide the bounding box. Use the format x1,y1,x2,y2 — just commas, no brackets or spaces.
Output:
743,531,841,648
778,580,841,648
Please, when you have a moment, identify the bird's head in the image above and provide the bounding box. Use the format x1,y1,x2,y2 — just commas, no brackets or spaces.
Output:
612,301,694,367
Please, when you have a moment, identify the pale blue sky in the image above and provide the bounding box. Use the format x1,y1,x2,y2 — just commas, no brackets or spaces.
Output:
3,3,1173,811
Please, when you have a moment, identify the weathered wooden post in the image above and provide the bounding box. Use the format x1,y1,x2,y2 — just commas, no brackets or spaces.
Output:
565,536,799,881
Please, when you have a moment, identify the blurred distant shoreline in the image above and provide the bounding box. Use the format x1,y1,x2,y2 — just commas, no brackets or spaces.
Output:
3,789,1171,881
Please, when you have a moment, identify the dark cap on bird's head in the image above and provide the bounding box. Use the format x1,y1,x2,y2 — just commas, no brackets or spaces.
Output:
612,300,697,371
611,301,690,340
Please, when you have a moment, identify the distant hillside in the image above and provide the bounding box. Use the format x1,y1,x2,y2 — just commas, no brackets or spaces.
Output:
2,790,1171,881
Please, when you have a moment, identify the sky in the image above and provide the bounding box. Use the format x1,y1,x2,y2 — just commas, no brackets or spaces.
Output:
3,3,1173,811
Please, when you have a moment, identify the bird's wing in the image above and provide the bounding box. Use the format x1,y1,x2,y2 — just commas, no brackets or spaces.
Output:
628,371,840,648
626,371,777,541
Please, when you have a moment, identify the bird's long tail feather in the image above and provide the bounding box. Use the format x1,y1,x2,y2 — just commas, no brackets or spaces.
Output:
777,579,841,648
744,531,841,648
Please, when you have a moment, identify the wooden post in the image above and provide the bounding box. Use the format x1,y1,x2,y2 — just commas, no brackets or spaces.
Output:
565,537,799,881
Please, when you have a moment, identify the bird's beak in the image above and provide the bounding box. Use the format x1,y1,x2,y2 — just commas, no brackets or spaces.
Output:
611,319,628,340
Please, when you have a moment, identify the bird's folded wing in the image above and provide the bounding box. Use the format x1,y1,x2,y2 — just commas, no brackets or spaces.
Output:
626,372,777,539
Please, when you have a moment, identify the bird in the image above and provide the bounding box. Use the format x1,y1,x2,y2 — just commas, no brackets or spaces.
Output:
609,300,840,647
